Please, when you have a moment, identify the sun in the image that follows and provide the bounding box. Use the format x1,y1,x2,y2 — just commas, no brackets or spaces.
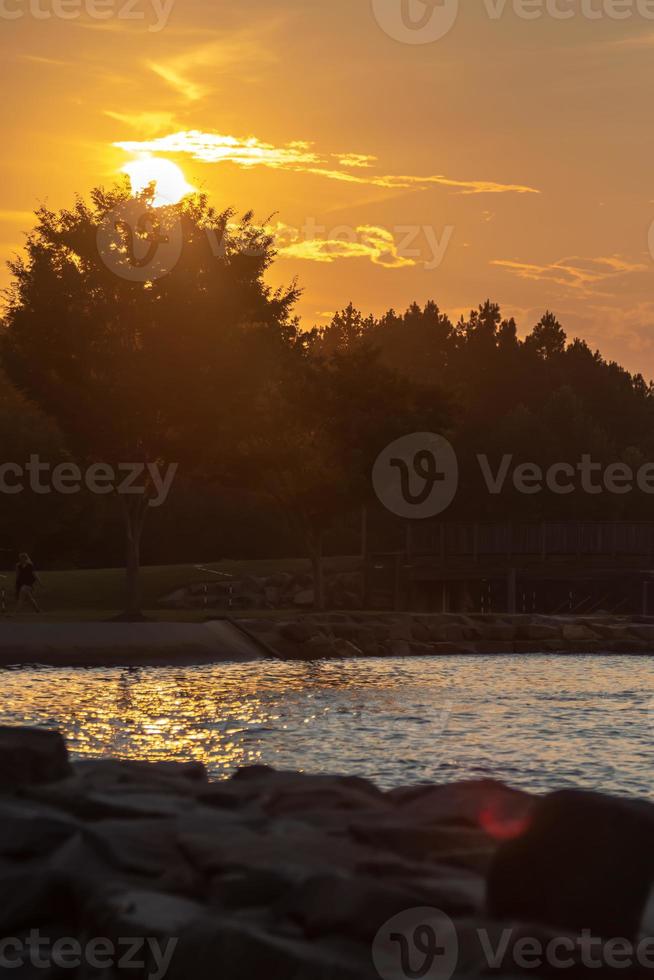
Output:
121,155,195,206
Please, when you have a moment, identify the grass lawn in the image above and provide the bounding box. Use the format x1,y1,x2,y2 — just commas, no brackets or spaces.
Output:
0,556,359,622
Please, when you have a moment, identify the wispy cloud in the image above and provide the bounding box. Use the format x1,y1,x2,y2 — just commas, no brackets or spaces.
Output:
492,255,648,292
332,153,376,169
114,130,540,196
146,37,277,101
20,54,68,68
147,62,208,102
274,222,416,268
104,110,178,136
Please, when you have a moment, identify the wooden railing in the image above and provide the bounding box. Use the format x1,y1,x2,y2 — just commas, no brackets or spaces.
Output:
406,521,654,560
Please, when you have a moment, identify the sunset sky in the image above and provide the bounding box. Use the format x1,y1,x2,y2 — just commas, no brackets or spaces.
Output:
1,0,654,375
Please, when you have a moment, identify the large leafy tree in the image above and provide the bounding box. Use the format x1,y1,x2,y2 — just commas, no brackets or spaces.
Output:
1,181,299,614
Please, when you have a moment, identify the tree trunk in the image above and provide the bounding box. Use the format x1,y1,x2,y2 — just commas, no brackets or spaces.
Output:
122,497,147,618
309,531,325,611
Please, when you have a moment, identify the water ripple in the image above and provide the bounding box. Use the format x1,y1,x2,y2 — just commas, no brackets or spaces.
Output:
0,655,652,796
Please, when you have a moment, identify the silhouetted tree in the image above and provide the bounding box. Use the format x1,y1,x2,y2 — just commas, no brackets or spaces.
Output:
2,182,299,614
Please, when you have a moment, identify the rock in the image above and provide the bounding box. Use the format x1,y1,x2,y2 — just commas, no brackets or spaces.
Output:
562,623,600,643
209,867,291,909
278,621,315,643
179,824,367,879
27,783,197,820
487,788,654,938
0,727,71,789
388,778,533,833
73,758,207,790
411,620,431,642
88,887,205,941
429,624,466,642
231,766,386,807
485,624,516,641
629,624,654,642
0,805,78,859
166,912,374,980
283,870,484,942
516,624,561,641
430,642,472,654
293,589,315,608
332,639,363,657
0,869,87,935
350,822,496,873
304,633,336,658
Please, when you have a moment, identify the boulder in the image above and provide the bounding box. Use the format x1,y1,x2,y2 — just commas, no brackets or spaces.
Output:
629,624,654,642
429,624,466,642
411,620,431,642
562,623,600,643
282,871,484,941
388,778,533,832
165,912,374,980
387,639,411,657
484,624,516,642
515,623,562,641
0,805,78,859
0,727,71,789
278,621,315,643
487,788,654,938
293,589,315,608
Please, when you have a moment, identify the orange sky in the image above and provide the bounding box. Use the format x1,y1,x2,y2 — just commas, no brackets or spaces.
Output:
1,1,654,375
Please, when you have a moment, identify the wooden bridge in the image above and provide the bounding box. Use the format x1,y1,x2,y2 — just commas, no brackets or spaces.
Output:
364,521,654,615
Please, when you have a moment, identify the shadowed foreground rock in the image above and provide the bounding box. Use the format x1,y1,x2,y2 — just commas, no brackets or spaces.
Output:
0,728,652,978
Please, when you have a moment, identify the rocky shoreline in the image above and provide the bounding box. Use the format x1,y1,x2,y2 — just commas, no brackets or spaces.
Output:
0,726,652,979
241,612,654,660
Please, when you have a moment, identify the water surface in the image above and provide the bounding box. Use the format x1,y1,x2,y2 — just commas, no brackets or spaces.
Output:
1,655,651,797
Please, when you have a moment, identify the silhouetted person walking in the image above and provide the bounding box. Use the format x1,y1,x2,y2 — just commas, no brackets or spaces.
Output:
15,553,42,613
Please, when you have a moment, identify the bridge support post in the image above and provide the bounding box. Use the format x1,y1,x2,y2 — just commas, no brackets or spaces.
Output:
507,568,517,615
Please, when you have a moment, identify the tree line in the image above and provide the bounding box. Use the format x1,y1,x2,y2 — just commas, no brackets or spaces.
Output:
1,183,653,612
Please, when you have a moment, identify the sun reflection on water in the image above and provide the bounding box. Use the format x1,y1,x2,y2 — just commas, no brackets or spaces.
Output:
0,656,652,796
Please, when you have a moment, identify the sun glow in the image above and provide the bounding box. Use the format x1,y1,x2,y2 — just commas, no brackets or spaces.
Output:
121,155,195,206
